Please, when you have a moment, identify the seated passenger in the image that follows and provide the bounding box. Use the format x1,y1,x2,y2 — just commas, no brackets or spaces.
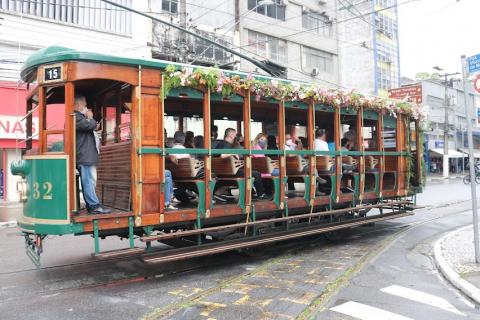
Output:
168,131,203,202
164,170,177,210
184,131,195,148
252,133,279,176
267,135,278,150
314,129,329,151
216,128,269,201
285,133,297,150
193,135,204,160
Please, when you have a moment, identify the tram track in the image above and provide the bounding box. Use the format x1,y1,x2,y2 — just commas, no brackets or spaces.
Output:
0,203,469,310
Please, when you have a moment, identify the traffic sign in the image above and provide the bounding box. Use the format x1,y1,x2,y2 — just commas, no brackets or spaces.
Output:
475,75,480,93
468,54,480,74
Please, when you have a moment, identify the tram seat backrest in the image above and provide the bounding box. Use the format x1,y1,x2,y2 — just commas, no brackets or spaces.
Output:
365,156,378,170
211,156,244,176
286,155,308,175
166,158,204,179
316,156,334,172
342,156,358,166
251,157,277,174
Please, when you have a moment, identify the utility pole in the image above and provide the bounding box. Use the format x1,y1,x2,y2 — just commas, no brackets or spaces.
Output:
461,55,480,263
179,0,187,62
434,66,461,178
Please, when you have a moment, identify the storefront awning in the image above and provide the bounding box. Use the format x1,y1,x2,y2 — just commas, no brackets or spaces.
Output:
429,148,466,158
459,148,480,158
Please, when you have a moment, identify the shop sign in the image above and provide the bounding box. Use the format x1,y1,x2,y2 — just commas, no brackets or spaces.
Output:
435,141,444,148
388,84,422,103
0,115,38,139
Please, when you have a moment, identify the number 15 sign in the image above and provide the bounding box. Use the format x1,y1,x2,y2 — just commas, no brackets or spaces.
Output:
41,64,63,83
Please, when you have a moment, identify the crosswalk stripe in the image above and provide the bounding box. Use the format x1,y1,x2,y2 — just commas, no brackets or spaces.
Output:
330,301,413,320
381,285,466,316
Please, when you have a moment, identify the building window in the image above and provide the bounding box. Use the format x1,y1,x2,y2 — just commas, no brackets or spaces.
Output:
375,0,395,7
247,30,287,65
0,0,132,34
301,46,333,74
162,0,178,14
302,11,331,37
248,0,286,21
375,13,397,39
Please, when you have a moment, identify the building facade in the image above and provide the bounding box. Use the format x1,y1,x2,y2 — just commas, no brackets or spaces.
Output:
0,0,151,200
421,79,480,175
339,0,400,96
153,0,341,86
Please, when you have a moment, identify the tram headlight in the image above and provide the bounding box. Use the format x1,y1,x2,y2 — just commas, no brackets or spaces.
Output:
16,179,28,202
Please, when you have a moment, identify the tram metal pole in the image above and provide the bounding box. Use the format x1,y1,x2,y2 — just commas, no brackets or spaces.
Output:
461,55,480,263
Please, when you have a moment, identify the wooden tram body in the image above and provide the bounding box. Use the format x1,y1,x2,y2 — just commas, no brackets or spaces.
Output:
13,47,424,266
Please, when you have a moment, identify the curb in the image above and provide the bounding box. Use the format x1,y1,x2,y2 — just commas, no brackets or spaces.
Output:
0,220,17,228
433,225,480,305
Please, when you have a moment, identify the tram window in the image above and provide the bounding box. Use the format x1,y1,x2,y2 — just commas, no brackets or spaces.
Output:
46,133,64,152
184,117,204,136
383,115,397,149
44,86,65,153
119,109,131,141
104,106,116,143
340,112,357,150
362,111,379,150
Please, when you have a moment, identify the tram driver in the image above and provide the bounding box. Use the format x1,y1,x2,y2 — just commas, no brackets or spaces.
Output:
74,94,111,214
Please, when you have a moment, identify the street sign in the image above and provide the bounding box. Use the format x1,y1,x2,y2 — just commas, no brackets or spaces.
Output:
388,84,422,104
467,54,480,75
474,75,480,93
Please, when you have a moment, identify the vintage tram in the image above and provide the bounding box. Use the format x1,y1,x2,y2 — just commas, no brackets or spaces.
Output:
12,46,424,266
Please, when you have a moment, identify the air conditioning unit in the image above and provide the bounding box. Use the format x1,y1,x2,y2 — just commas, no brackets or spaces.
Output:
311,67,319,76
318,0,327,5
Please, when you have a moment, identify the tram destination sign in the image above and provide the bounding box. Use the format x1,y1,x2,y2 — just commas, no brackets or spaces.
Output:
43,64,63,83
468,54,480,75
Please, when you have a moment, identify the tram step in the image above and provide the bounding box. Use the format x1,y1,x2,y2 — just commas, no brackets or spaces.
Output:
92,247,144,259
142,210,414,264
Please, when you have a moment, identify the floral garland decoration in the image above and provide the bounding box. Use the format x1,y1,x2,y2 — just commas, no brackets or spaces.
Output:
162,65,427,121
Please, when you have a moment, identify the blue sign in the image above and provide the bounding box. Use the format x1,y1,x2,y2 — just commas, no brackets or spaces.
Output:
435,141,444,148
468,54,480,74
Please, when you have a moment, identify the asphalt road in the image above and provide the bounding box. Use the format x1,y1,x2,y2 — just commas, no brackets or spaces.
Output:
315,203,480,319
0,179,477,320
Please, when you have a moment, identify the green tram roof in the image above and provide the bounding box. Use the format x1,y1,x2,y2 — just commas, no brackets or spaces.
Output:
21,46,286,85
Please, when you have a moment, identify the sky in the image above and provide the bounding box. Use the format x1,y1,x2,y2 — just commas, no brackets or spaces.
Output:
398,0,478,79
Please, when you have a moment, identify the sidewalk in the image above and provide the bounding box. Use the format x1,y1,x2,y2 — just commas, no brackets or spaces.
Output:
0,201,21,227
426,173,464,182
434,225,480,304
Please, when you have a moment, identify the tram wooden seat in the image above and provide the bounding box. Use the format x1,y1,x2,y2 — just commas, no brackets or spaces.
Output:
316,156,334,175
252,157,277,174
342,156,358,173
366,156,379,171
166,157,204,181
96,141,131,211
286,155,307,176
212,156,244,177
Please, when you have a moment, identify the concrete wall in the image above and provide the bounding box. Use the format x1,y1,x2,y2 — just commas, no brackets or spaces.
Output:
238,0,340,85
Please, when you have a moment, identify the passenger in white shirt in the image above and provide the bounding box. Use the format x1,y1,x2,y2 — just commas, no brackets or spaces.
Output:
170,131,190,159
314,129,329,151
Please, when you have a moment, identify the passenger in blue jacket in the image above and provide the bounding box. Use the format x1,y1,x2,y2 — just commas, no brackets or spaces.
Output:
74,95,111,214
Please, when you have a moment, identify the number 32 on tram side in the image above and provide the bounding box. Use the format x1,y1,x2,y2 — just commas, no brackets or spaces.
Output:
12,47,425,266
